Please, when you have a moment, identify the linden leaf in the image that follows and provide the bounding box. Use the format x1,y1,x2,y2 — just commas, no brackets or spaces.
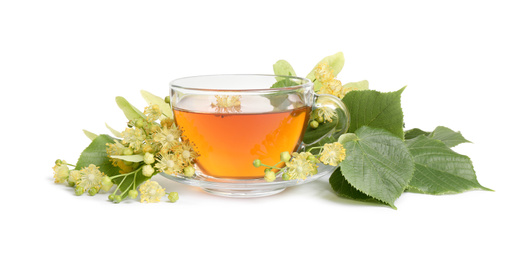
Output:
329,167,391,207
404,128,431,140
342,87,406,139
429,126,471,148
404,126,471,148
406,135,492,194
306,52,345,81
115,96,146,121
338,126,414,208
140,90,172,119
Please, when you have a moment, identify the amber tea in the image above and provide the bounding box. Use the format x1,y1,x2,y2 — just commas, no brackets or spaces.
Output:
174,97,310,179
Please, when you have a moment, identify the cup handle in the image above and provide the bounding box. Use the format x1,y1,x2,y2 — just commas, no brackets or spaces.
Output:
303,94,351,147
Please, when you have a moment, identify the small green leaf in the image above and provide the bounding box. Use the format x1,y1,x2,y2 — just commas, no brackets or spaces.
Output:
306,52,345,81
115,96,146,121
140,90,173,118
273,60,296,80
429,126,471,148
406,135,492,194
404,128,431,140
342,87,406,139
110,155,144,162
338,126,414,208
271,79,300,88
83,130,98,141
75,135,121,175
343,80,369,91
105,123,123,138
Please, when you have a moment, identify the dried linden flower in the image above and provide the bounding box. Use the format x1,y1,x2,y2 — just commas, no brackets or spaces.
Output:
319,142,346,166
139,180,166,203
76,164,105,193
52,164,70,183
144,104,162,123
285,152,319,180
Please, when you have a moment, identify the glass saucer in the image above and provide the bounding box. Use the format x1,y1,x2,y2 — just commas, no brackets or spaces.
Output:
160,164,337,198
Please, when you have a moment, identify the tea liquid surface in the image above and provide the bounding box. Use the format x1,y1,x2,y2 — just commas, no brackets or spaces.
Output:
173,96,310,179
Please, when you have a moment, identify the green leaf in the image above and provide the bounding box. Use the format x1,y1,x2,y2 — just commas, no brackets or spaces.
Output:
105,123,123,138
83,130,98,141
75,135,121,174
405,135,492,194
429,126,471,148
338,126,414,208
404,128,431,140
343,80,369,91
140,90,173,119
110,155,144,162
329,167,391,206
306,52,345,81
273,60,296,80
75,135,149,192
115,96,146,121
271,79,300,88
342,87,406,139
404,126,471,148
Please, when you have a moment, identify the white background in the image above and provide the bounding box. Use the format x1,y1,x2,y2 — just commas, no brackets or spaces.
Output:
1,0,528,259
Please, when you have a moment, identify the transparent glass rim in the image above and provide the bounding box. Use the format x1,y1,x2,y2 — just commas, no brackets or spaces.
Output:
169,74,313,93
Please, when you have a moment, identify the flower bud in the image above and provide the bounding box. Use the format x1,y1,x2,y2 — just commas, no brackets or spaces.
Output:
264,169,276,182
253,159,261,168
144,152,155,165
75,186,84,196
310,120,319,129
113,195,122,203
142,164,155,177
128,190,138,199
123,148,134,156
135,119,144,128
168,192,179,202
183,166,195,177
88,187,99,196
164,96,171,104
280,151,291,162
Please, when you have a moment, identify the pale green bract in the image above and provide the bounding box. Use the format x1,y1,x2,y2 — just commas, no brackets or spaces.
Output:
115,96,146,121
83,129,98,141
110,154,145,163
343,80,369,91
306,52,345,81
140,90,172,119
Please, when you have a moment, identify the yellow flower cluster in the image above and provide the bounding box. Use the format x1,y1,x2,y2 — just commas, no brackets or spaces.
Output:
139,180,166,203
314,63,352,99
106,104,198,178
319,142,346,166
211,95,242,113
284,152,320,180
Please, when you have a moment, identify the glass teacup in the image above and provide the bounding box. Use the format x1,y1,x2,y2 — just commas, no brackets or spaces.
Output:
170,74,349,179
